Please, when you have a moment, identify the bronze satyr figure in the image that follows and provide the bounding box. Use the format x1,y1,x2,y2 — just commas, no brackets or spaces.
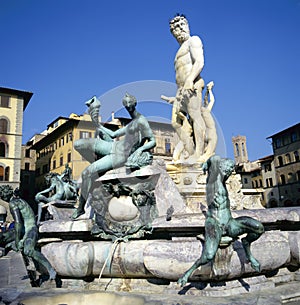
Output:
178,155,264,287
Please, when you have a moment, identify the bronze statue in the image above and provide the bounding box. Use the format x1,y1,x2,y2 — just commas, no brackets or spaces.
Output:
178,155,264,287
3,188,56,280
35,172,78,224
72,93,156,219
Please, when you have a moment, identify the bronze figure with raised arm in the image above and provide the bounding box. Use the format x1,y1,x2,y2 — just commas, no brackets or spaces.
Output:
72,93,156,219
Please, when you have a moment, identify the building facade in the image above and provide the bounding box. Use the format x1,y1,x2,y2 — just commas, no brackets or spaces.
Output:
0,87,32,189
267,123,300,206
258,155,280,207
29,113,177,194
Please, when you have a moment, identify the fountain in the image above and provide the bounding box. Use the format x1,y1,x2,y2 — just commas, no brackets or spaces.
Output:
1,14,300,305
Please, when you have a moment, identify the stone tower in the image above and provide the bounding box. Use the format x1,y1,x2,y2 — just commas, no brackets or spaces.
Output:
232,135,248,164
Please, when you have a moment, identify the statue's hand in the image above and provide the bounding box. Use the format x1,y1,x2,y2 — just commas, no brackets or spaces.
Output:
183,79,195,92
161,95,176,104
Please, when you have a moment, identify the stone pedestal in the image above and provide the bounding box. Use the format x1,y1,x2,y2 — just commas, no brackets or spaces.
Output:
166,162,264,211
167,163,206,212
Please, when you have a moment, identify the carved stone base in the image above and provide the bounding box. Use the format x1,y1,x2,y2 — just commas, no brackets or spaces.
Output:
167,162,206,213
167,162,264,211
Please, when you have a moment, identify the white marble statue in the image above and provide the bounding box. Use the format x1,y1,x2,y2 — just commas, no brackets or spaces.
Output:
161,15,218,163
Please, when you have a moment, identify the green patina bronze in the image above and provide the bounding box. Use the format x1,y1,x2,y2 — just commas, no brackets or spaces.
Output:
72,93,156,219
35,172,78,224
178,155,265,287
0,188,56,281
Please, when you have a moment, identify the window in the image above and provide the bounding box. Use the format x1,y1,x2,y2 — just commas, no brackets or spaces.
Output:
264,164,271,172
294,151,299,162
5,167,9,181
24,162,30,171
165,138,171,154
285,153,291,164
0,118,8,133
266,179,269,188
269,178,273,187
60,155,63,167
60,137,64,146
25,149,31,158
242,142,246,157
291,132,297,142
52,159,56,169
0,166,4,181
280,174,286,185
278,156,284,167
80,131,91,139
244,178,248,184
0,166,9,181
275,138,282,148
259,179,262,187
0,142,6,157
67,151,71,163
288,172,293,182
0,95,10,108
235,143,240,156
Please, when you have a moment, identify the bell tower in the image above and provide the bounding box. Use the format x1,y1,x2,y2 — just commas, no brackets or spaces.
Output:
232,135,248,164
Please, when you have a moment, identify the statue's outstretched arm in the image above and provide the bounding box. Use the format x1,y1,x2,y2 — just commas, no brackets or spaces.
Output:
99,125,126,138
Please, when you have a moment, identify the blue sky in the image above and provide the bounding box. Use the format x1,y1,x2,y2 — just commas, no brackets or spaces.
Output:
1,0,300,160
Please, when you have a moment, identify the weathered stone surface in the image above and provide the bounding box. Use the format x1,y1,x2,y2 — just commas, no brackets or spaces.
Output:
152,207,300,231
39,206,300,234
98,160,189,217
41,230,298,281
39,219,93,233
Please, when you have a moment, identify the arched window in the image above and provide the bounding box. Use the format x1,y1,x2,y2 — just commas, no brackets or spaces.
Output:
0,165,4,181
278,156,284,167
288,172,293,183
285,153,291,164
235,143,240,156
294,151,299,162
0,118,8,134
52,159,56,170
0,142,6,157
4,166,9,181
242,143,245,157
280,174,286,185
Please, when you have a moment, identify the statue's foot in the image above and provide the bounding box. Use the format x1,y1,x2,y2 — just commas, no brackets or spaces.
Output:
71,209,85,220
49,269,57,280
177,275,189,287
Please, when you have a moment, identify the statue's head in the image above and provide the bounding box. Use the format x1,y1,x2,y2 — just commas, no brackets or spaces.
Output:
169,14,190,43
122,93,137,112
